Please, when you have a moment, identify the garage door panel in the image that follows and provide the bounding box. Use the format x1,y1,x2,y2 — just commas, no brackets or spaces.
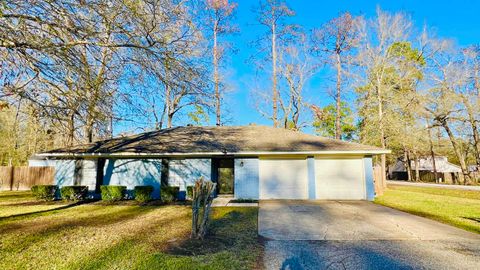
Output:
315,158,365,200
260,159,308,199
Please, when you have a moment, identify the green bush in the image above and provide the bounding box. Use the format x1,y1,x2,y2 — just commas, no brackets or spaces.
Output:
31,185,57,201
186,186,194,199
134,185,154,203
100,185,126,201
60,186,88,201
161,186,179,203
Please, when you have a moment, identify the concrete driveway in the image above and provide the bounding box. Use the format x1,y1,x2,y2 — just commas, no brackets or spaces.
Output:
259,200,480,269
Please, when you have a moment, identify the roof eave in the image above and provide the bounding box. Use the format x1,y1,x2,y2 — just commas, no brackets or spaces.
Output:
36,149,391,158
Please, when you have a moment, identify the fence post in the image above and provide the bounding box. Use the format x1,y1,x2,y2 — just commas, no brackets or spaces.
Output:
9,166,14,191
0,166,55,191
373,165,384,196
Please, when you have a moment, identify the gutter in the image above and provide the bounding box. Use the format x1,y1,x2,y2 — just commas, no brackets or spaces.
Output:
36,149,391,159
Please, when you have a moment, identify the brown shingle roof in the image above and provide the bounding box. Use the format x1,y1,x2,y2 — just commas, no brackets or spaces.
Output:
40,125,387,156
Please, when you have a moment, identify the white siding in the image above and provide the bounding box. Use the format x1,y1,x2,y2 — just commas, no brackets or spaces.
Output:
53,160,75,187
28,159,55,167
81,159,97,191
104,159,162,198
234,158,259,199
168,159,211,191
315,158,365,200
364,157,375,201
259,158,308,199
307,157,316,199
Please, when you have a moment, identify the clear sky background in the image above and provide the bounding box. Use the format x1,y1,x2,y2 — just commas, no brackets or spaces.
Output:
219,0,480,128
115,0,480,135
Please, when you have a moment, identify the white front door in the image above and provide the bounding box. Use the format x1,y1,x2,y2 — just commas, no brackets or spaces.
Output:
259,159,308,199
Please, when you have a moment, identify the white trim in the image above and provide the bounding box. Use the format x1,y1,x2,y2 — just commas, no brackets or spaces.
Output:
37,149,390,158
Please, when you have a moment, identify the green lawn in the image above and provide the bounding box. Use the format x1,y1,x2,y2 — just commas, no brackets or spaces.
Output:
0,191,263,270
375,184,480,234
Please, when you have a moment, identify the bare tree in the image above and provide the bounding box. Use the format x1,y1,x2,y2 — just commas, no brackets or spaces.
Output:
460,46,480,168
0,0,207,146
312,12,359,139
253,0,295,127
423,39,473,184
204,0,238,126
354,8,414,183
278,30,317,130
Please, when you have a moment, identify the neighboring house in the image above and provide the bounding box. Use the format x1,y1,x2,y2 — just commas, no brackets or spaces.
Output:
389,156,462,183
29,125,389,200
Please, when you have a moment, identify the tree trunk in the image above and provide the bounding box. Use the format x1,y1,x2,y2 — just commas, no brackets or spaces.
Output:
404,149,412,181
376,86,387,185
213,19,221,126
67,110,75,146
165,83,172,128
463,97,480,167
414,153,420,181
441,119,471,184
85,117,94,143
428,127,439,183
335,51,342,140
271,17,278,128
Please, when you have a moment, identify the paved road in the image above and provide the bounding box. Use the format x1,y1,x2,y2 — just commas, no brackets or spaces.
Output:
259,200,480,269
387,180,480,191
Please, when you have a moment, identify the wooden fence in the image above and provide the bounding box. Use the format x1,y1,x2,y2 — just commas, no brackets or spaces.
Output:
0,166,55,191
373,165,385,196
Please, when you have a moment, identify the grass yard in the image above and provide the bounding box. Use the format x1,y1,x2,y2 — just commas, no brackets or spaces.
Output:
0,191,263,270
375,184,480,234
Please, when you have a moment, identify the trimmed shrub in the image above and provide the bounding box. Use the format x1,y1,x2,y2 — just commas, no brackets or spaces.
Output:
60,186,88,201
31,185,57,201
186,186,194,199
161,186,179,203
100,185,126,201
134,185,154,203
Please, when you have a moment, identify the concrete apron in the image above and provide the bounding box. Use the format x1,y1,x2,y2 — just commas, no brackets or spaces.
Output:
211,196,258,207
258,200,480,241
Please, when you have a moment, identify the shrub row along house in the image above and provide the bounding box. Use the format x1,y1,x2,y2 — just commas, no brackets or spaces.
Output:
29,126,389,200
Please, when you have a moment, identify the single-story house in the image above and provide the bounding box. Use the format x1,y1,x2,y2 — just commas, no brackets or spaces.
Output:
29,125,389,200
389,156,462,183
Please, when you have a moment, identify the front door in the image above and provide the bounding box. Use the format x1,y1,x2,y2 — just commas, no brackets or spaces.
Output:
217,158,234,194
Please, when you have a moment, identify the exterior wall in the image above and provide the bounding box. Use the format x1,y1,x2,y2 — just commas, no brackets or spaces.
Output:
47,159,97,192
234,158,259,199
81,159,97,192
32,154,375,201
28,159,56,167
307,157,316,199
364,156,375,201
53,160,76,187
103,159,162,198
168,158,211,191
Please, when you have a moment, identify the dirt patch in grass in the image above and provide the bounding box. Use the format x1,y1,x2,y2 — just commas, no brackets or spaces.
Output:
167,208,260,256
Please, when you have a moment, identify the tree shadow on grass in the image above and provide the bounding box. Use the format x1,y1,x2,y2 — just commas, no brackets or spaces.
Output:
0,204,159,246
0,201,84,220
0,191,33,199
70,211,191,270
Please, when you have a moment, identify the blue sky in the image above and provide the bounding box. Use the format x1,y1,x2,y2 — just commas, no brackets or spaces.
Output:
116,0,480,134
222,0,480,127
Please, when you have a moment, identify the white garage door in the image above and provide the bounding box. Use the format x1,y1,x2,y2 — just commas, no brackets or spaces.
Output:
259,159,308,199
315,158,365,200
